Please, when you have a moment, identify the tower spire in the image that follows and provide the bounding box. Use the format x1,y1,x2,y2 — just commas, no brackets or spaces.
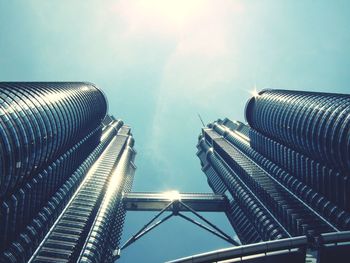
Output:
197,113,206,127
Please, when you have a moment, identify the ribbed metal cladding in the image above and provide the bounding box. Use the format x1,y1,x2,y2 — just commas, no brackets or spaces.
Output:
249,129,350,213
0,119,122,263
197,136,227,195
0,126,102,250
197,135,289,242
197,135,261,244
206,147,288,241
225,200,262,244
0,82,107,197
212,121,350,230
0,83,137,263
26,133,133,263
245,89,350,175
78,137,136,263
212,136,335,236
197,115,350,246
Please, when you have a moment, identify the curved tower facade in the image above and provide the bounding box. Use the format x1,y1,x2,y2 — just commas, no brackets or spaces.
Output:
197,90,350,247
246,90,350,212
0,82,136,263
245,89,350,177
0,82,107,197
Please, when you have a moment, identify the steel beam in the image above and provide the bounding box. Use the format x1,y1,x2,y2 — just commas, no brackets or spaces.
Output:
123,192,228,212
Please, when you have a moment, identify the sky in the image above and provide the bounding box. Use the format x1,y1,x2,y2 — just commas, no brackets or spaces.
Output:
1,1,350,262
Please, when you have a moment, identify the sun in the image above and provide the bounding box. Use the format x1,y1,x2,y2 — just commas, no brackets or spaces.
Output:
114,0,204,34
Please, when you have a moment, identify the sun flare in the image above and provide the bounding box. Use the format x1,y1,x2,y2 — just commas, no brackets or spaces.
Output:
163,190,181,201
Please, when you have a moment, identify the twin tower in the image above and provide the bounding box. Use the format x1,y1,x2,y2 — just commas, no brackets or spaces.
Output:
0,83,349,263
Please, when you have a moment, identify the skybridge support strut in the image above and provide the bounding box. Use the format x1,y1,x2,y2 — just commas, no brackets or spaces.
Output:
119,192,240,253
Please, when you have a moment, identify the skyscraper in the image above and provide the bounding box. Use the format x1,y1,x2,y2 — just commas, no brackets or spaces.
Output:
195,89,350,262
2,84,349,263
0,82,136,263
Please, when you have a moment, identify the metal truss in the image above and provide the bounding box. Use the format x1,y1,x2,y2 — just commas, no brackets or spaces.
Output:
119,193,240,255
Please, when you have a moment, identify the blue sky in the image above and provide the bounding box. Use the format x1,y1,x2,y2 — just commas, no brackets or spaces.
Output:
1,1,350,262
